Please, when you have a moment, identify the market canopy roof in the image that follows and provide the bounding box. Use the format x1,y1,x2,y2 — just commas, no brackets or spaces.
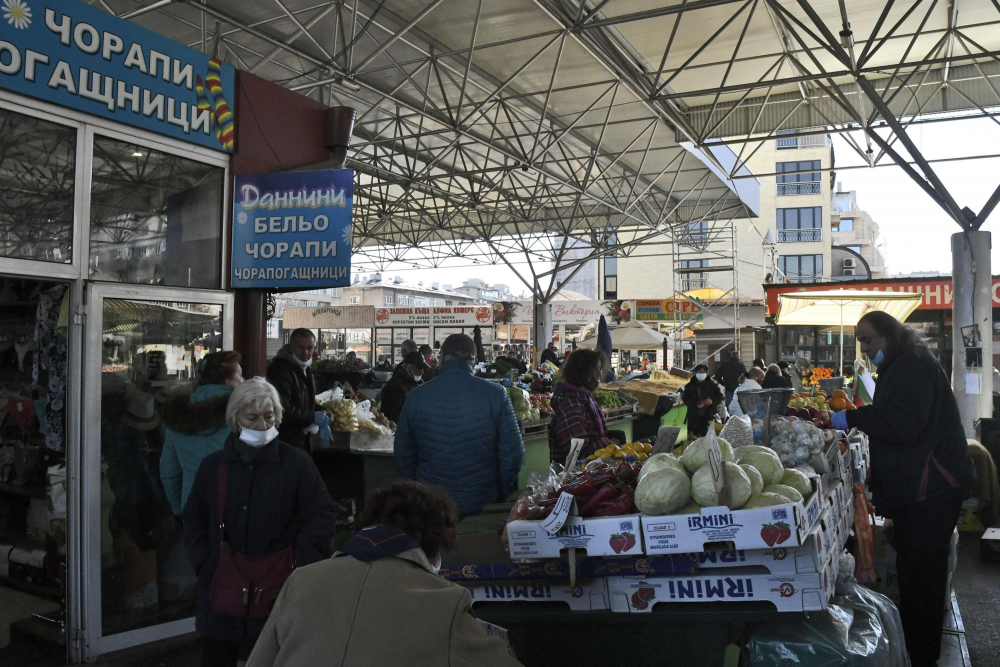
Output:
99,0,763,299
776,290,923,327
578,319,669,350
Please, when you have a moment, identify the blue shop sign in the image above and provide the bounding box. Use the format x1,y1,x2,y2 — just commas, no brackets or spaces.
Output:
231,169,353,289
0,0,235,152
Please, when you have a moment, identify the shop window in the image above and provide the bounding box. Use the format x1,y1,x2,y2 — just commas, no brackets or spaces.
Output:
88,136,224,288
0,108,76,264
0,277,72,642
97,298,223,634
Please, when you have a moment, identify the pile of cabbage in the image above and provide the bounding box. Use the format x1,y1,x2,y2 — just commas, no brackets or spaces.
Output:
633,436,815,515
751,416,826,467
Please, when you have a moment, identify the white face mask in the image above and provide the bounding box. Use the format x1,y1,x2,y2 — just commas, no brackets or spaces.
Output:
695,372,707,381
412,374,423,383
239,425,279,447
430,553,442,574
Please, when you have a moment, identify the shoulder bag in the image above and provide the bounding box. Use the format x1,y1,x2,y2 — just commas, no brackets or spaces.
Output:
208,464,295,618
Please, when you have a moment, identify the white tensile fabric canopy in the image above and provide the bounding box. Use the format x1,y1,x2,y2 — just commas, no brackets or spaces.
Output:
577,319,669,351
776,290,923,374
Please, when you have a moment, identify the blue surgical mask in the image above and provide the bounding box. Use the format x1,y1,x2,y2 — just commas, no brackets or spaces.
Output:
872,350,885,366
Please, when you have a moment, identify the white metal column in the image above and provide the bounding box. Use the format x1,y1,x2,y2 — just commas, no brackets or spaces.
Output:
951,231,993,435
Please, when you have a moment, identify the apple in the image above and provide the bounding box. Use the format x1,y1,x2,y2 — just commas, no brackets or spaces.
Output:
785,407,799,417
806,406,821,419
796,408,813,421
811,419,825,429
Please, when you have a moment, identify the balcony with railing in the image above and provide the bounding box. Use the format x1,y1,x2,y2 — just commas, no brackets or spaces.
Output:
783,275,823,284
778,229,823,243
681,278,707,292
776,135,828,149
777,182,821,196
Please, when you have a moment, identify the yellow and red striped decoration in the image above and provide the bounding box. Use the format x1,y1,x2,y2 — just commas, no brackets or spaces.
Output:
195,74,224,147
205,58,234,150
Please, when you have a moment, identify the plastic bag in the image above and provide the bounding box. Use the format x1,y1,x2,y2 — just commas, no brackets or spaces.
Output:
743,573,910,667
721,415,754,448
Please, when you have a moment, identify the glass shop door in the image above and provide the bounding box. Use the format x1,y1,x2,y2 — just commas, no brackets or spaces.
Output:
81,283,233,658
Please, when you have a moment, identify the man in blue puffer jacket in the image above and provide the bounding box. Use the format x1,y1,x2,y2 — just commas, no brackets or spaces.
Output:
395,334,524,517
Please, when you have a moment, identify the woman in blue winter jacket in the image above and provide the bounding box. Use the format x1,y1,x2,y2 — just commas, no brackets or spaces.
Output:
160,351,244,515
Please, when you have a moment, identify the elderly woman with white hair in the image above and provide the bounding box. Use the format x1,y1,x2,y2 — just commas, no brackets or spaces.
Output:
183,377,336,667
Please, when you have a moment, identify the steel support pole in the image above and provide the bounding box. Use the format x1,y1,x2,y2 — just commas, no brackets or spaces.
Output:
951,230,993,436
534,297,553,366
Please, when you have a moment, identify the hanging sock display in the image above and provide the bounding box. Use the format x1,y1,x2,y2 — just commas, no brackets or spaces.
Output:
34,284,68,451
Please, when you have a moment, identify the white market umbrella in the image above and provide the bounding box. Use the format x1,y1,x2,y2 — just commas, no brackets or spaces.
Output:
577,319,670,351
776,289,923,374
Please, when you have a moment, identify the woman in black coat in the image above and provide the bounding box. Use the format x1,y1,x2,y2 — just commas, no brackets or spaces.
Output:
681,364,724,438
832,311,973,667
184,378,336,667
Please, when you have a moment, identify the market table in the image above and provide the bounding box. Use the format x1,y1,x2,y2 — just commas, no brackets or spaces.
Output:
517,408,637,489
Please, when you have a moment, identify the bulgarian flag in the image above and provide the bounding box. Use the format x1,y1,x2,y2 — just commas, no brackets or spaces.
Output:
853,358,875,406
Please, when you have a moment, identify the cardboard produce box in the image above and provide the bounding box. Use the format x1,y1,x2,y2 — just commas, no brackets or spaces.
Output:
507,514,644,559
641,477,824,554
696,507,838,575
440,554,695,582
462,578,611,611
607,558,836,613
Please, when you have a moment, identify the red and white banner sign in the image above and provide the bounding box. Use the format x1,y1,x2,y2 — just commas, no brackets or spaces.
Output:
765,278,1000,314
374,306,493,327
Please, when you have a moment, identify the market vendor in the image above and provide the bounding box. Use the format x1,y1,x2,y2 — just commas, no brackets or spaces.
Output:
548,349,625,462
380,351,431,423
394,334,524,517
681,364,724,438
539,341,560,367
830,311,973,667
266,328,329,452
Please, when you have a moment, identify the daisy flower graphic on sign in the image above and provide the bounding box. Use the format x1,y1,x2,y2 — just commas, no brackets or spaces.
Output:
236,211,248,225
342,224,352,246
3,0,31,29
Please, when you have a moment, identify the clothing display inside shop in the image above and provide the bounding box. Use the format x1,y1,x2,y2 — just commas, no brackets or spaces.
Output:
0,278,70,650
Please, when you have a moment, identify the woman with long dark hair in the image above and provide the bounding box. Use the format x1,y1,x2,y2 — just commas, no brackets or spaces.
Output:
548,349,622,462
831,311,973,667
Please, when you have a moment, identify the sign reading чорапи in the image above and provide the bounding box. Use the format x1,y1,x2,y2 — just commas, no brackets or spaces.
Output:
0,0,235,152
231,169,353,289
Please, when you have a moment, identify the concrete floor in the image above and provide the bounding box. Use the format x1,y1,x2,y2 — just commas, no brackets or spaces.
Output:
952,531,1000,667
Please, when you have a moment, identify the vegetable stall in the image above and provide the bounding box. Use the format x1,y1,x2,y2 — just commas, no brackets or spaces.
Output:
438,386,902,667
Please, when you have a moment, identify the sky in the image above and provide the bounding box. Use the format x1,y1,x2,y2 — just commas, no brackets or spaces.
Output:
357,115,1000,291
830,115,1000,276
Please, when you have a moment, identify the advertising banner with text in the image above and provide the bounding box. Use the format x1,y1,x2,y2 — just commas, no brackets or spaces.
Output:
374,305,493,327
0,0,235,151
765,278,1000,314
493,300,635,326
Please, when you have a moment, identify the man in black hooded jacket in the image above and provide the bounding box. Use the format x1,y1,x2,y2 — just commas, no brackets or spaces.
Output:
267,328,326,451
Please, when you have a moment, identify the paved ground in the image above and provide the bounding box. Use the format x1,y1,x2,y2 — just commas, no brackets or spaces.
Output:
952,531,1000,667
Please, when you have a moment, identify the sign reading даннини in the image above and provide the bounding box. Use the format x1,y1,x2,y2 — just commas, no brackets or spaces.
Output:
0,0,235,152
231,169,353,289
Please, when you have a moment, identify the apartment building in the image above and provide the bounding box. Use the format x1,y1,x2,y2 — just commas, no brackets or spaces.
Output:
830,186,886,280
341,273,477,308
452,278,527,304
